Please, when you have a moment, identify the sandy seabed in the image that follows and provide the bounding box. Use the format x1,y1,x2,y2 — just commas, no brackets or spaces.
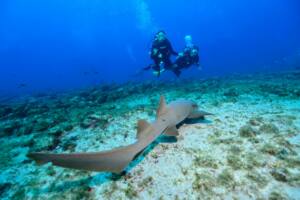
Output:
0,71,299,200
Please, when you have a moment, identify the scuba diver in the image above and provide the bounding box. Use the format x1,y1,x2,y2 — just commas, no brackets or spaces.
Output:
144,31,178,76
171,35,201,77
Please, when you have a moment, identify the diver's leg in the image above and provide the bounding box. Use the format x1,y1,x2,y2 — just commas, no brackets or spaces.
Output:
152,64,161,77
173,69,181,77
163,58,173,70
152,64,160,71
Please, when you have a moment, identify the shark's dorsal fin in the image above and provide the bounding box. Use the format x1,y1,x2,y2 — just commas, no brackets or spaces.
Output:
137,119,151,140
164,126,179,136
157,95,168,118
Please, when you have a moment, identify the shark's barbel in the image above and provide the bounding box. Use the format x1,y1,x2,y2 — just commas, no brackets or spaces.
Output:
27,96,212,173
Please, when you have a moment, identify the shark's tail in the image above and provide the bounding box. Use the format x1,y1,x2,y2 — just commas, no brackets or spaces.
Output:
27,144,139,173
27,153,52,165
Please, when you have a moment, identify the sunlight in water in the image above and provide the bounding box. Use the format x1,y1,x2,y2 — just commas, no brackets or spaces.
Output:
134,0,157,34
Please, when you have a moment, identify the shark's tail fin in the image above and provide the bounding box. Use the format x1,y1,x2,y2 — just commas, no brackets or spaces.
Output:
28,147,138,173
27,153,50,165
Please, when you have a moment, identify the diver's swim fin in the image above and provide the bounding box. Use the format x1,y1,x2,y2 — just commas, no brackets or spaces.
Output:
153,69,165,77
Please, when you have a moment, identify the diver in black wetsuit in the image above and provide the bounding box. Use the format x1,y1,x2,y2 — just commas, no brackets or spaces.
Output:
172,45,200,77
144,31,178,76
172,35,201,77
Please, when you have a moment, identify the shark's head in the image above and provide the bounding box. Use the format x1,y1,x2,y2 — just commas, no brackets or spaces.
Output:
157,96,202,127
169,100,198,121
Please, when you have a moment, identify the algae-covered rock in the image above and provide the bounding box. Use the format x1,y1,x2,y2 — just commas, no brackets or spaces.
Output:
227,153,244,170
0,107,13,118
275,115,296,126
285,156,300,168
239,125,258,137
192,171,216,195
124,183,138,198
246,170,268,188
138,176,153,188
0,121,21,137
47,136,61,151
30,134,54,152
276,148,289,160
229,145,242,154
80,118,91,129
61,136,78,152
217,168,235,188
17,125,33,136
268,190,289,200
259,123,279,134
0,183,12,198
34,120,51,132
260,84,289,97
96,95,108,104
13,104,30,118
103,182,119,198
12,188,26,199
193,153,219,169
270,168,288,182
248,117,264,126
288,172,300,187
245,152,266,169
0,125,13,137
223,88,239,97
260,143,280,155
80,116,109,129
60,123,74,132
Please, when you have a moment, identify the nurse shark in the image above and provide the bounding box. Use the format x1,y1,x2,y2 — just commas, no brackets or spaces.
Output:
28,96,212,173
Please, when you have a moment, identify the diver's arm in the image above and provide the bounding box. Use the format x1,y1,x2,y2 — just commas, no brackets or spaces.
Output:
166,40,178,56
150,48,158,59
150,41,159,58
171,47,178,56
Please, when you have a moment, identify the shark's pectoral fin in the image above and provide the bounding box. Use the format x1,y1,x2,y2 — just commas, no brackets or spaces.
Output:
136,119,151,140
164,126,179,136
156,95,168,118
188,110,213,119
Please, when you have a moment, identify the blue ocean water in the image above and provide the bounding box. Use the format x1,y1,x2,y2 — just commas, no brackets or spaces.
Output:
0,0,300,96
